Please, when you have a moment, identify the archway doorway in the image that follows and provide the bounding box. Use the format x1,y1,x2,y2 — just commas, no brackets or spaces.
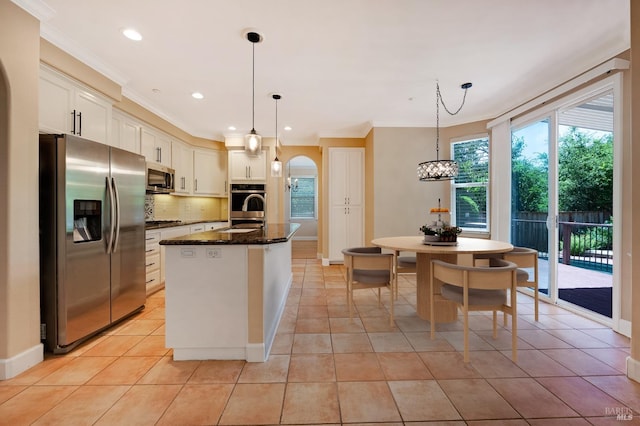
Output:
286,156,318,259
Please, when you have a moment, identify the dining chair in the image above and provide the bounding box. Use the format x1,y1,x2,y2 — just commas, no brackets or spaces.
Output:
503,247,539,321
475,246,539,322
342,247,395,326
394,250,416,300
430,257,518,362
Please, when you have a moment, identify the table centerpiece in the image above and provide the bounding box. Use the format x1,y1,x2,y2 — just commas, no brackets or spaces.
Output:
419,199,462,244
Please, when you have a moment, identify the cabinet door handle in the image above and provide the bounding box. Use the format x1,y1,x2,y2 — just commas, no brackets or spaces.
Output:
146,262,155,267
156,147,162,163
78,111,82,136
195,179,198,191
71,110,77,134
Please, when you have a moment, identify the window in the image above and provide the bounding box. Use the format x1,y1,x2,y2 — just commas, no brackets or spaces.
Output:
290,176,316,219
451,136,489,232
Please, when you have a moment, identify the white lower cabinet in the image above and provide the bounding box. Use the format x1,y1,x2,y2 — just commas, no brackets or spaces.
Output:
205,222,228,231
190,224,205,233
145,231,162,295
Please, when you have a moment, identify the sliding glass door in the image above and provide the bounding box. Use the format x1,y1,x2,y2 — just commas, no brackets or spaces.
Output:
511,118,554,300
510,87,616,321
556,93,614,318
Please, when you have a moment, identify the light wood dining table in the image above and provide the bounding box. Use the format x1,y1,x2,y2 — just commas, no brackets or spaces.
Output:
371,236,513,323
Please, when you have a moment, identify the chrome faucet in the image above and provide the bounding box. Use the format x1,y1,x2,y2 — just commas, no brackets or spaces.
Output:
242,193,266,211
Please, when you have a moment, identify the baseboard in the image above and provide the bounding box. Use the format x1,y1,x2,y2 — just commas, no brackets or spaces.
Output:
0,343,44,380
246,343,266,362
172,347,245,361
616,319,631,338
627,356,640,383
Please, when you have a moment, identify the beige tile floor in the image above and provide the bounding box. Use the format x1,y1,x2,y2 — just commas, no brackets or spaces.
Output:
0,244,638,425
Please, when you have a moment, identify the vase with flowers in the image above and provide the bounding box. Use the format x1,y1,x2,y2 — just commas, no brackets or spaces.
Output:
420,223,462,243
436,225,462,242
420,225,439,242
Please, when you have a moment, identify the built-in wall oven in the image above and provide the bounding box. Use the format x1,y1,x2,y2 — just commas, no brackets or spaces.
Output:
230,183,266,228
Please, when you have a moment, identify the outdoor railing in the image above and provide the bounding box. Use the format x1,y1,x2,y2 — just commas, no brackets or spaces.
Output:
511,218,613,273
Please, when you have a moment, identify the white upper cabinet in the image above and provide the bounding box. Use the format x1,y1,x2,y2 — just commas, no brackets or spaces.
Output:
141,127,172,167
39,65,112,144
111,110,141,153
194,148,227,196
211,149,228,196
229,150,266,182
171,141,194,195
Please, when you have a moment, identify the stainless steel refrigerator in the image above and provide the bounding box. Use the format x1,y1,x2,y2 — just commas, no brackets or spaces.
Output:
39,134,146,353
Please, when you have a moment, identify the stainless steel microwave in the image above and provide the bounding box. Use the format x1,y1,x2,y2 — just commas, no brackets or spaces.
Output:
146,162,175,193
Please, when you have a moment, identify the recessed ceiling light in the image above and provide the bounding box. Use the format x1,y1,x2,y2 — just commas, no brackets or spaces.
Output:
191,92,204,100
122,28,142,41
284,126,292,131
228,126,236,131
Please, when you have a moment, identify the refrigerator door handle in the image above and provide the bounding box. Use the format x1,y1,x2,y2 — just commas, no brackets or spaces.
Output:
111,177,121,253
106,176,116,254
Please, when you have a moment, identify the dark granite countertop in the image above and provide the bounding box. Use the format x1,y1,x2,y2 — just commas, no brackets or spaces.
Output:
145,219,228,230
159,223,300,245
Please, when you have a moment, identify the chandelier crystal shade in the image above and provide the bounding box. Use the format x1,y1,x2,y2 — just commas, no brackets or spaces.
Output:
417,81,472,181
244,31,263,155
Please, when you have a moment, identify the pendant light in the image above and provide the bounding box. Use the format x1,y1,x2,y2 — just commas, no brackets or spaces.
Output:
244,31,263,155
270,94,283,177
417,81,472,181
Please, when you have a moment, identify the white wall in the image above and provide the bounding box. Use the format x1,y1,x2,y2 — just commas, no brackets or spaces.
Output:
372,127,453,239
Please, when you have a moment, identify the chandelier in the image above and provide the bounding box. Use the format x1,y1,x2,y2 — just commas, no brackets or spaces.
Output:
417,81,472,181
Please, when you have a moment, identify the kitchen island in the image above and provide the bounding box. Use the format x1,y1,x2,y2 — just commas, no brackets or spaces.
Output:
160,223,299,362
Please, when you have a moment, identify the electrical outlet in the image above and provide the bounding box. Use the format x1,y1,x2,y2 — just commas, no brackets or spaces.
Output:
206,248,221,258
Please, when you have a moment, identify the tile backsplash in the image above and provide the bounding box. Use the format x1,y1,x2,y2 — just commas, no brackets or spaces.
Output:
144,195,154,220
148,194,228,222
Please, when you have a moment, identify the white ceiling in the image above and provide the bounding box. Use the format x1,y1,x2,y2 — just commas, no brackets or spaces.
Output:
18,0,630,145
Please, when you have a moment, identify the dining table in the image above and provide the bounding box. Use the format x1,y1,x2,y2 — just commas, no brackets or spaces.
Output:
370,236,513,323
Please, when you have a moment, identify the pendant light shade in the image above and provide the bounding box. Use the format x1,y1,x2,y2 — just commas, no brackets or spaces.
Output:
245,31,263,155
271,158,282,177
271,94,283,177
417,82,472,181
245,130,262,155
